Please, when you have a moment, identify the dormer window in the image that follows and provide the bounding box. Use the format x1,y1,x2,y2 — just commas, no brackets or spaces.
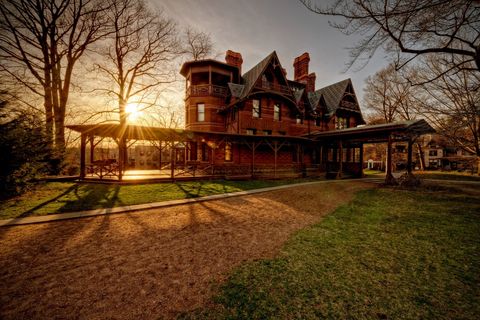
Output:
252,99,261,118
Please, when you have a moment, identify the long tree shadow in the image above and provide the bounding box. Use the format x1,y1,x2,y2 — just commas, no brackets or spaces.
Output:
56,184,123,213
18,184,81,218
17,184,124,218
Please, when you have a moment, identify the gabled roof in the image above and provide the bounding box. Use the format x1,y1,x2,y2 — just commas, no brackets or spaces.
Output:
240,51,277,99
313,78,365,124
222,51,298,113
315,79,351,116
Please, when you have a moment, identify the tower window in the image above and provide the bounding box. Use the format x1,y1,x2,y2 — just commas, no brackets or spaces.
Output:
197,103,205,122
252,99,261,118
274,104,281,121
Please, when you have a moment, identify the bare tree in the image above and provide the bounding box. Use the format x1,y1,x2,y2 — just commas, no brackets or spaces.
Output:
182,26,215,61
300,0,480,76
95,0,178,127
363,63,428,178
0,0,107,158
93,0,178,171
412,57,480,173
363,64,415,123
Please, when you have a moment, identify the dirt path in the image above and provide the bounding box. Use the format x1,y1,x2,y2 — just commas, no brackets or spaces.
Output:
0,181,373,319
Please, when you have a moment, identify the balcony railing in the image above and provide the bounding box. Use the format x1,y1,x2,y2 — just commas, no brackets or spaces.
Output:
188,84,228,98
255,79,291,96
340,100,357,110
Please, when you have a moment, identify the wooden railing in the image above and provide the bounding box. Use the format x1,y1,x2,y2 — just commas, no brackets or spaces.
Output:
340,100,357,110
187,84,228,98
242,118,289,132
255,79,291,96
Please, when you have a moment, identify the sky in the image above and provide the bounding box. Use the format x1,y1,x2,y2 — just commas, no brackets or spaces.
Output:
154,0,390,103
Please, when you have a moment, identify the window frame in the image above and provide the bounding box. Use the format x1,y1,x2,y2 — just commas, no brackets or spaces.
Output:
252,99,261,118
274,103,281,121
224,142,232,162
197,103,205,122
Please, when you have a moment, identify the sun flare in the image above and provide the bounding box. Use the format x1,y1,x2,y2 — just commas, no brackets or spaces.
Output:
125,103,142,122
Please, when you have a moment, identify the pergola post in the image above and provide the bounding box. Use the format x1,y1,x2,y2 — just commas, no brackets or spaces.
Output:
251,141,256,177
359,143,364,177
80,133,86,179
274,141,278,178
385,134,396,185
170,142,174,181
89,136,94,164
337,140,343,179
118,137,125,181
407,138,413,175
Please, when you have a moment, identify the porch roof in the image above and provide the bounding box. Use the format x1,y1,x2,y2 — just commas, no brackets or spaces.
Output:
308,119,435,143
66,124,311,142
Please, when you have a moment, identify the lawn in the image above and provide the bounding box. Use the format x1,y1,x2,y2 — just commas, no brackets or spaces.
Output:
0,179,310,220
416,170,480,181
183,183,480,319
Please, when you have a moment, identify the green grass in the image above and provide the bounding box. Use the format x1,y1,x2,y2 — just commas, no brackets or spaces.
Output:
416,170,480,181
363,169,384,175
0,179,309,220
182,184,480,319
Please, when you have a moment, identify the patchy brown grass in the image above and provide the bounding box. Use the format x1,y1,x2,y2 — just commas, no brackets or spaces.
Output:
0,181,373,319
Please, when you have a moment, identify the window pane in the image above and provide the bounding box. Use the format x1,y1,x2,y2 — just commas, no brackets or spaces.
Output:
197,103,205,122
252,99,260,118
225,142,232,161
274,104,280,121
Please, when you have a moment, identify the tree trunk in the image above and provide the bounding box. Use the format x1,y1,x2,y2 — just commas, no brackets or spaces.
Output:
415,142,425,170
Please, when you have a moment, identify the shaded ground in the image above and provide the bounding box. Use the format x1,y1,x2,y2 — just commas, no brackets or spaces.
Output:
0,181,372,319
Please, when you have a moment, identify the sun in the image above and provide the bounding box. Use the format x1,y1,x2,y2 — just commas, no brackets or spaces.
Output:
125,102,142,122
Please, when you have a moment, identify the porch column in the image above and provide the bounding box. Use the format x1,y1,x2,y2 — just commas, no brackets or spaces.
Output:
170,142,174,180
211,145,215,175
337,140,343,179
407,138,413,174
89,136,94,164
251,141,256,177
359,143,364,177
274,141,277,178
118,138,125,181
158,141,162,170
385,134,396,184
80,133,86,179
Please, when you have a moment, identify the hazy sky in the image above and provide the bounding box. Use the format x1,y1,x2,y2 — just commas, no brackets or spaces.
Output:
154,0,390,102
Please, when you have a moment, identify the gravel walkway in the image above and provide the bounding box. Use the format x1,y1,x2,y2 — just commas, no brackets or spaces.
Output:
0,181,372,319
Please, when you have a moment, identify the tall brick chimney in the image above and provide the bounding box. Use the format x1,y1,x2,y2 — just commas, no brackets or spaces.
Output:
225,50,243,75
293,52,316,92
294,52,310,80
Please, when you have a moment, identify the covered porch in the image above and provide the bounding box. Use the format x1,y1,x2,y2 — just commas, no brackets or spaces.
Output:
310,120,436,183
66,124,317,182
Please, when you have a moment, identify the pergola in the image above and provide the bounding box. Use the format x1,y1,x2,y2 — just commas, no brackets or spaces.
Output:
67,123,312,181
309,119,436,182
67,119,435,183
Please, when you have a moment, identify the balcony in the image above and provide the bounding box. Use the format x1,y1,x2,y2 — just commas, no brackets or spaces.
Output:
187,84,228,98
254,79,291,96
340,100,357,110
